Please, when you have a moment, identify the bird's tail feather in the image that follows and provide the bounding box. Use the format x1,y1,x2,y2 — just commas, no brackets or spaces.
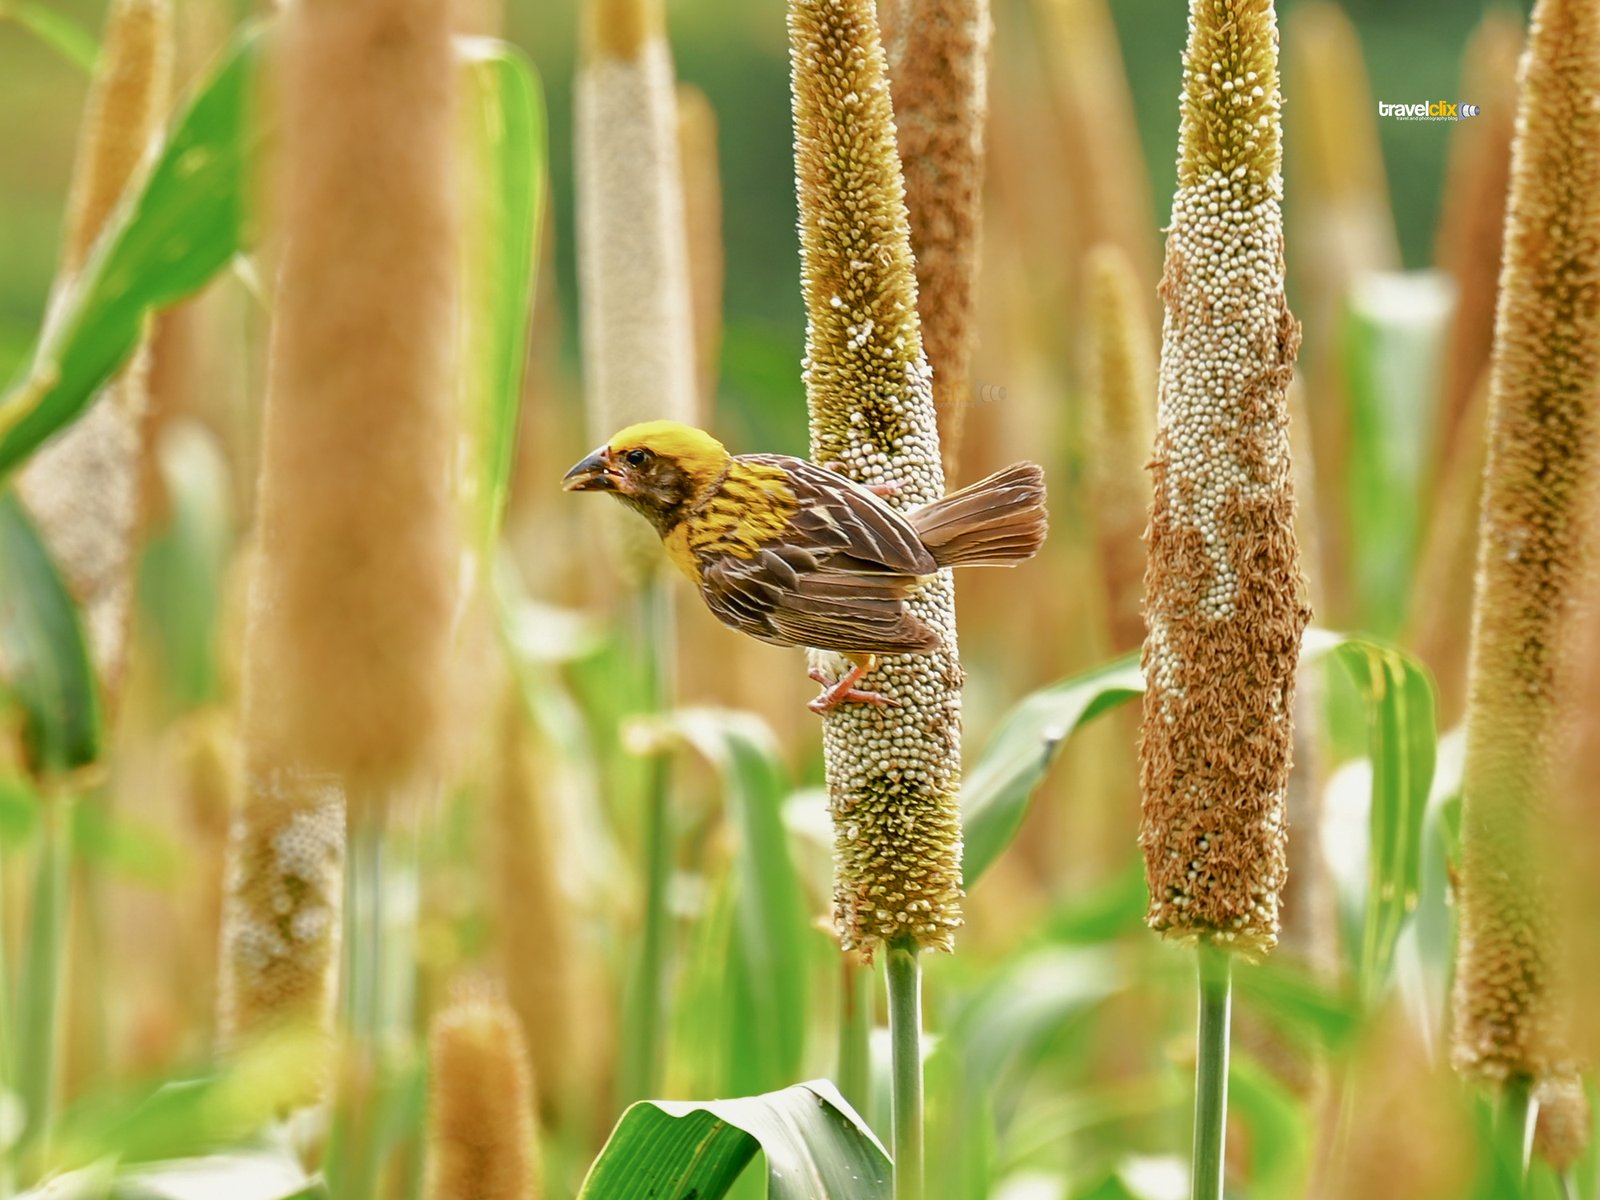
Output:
911,463,1049,568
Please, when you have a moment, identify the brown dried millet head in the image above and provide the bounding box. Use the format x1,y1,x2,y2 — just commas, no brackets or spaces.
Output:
879,0,990,478
425,983,541,1200
1139,0,1309,957
789,0,963,956
1451,0,1600,1085
60,0,173,275
244,0,460,815
1083,243,1155,654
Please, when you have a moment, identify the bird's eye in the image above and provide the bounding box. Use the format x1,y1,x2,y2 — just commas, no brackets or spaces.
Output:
625,448,650,467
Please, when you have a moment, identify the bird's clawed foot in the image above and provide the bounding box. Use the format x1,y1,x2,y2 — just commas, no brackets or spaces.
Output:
807,657,898,714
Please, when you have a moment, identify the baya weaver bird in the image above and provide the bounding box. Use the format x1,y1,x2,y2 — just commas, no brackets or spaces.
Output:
563,421,1049,712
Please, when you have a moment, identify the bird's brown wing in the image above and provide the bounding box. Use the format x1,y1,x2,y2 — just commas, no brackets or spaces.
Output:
696,455,944,655
742,454,939,576
700,544,939,655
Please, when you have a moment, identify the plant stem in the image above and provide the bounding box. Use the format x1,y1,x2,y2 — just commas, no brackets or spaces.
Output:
14,793,72,1163
886,941,923,1200
1498,1073,1536,1184
620,577,675,1106
1191,944,1233,1200
838,954,873,1122
329,813,419,1200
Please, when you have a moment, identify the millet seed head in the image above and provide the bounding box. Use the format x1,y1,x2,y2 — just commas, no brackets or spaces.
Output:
878,0,991,477
789,0,963,955
1452,0,1600,1086
243,0,461,814
1083,243,1155,654
1139,0,1309,957
1534,1072,1591,1173
425,983,540,1200
575,0,697,578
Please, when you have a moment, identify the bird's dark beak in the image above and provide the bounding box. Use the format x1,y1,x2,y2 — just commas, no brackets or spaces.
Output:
562,448,616,492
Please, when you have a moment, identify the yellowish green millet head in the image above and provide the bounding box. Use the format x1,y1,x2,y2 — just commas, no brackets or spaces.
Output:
789,0,963,955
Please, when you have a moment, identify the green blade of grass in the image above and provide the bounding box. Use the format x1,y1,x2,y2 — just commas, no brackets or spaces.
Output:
1304,629,1439,1000
577,1081,891,1200
0,23,267,478
457,40,545,568
1340,271,1454,637
651,708,812,1095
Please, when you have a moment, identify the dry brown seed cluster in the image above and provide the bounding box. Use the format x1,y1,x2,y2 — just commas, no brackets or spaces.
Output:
1452,0,1600,1085
1083,243,1155,654
19,0,173,699
789,0,963,955
576,0,697,577
425,985,540,1200
1139,0,1308,956
879,0,990,476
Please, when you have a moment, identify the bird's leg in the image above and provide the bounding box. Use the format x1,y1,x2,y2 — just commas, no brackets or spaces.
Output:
820,461,900,499
807,653,898,714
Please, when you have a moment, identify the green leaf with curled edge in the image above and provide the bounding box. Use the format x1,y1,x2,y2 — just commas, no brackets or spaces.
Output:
0,23,267,479
578,1081,891,1200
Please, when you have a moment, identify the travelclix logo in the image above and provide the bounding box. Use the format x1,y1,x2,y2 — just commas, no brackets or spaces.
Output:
1377,100,1482,121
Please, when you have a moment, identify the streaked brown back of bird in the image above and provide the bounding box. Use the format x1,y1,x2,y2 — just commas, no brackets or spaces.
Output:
910,463,1049,568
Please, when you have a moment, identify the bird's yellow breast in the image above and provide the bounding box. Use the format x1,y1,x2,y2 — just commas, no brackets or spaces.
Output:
663,459,798,582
